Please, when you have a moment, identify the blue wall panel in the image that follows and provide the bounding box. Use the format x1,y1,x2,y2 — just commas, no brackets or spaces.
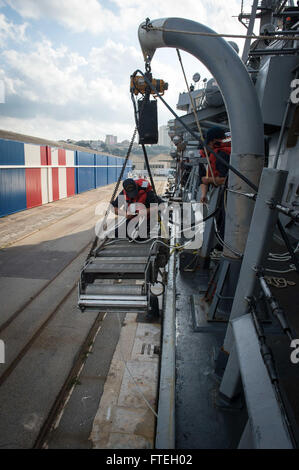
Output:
76,151,95,193
0,139,26,217
116,157,122,180
0,137,122,217
0,169,27,217
0,139,25,165
108,156,117,184
95,154,108,188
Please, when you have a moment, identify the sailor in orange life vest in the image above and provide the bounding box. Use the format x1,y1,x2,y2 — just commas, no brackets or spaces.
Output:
199,126,231,204
112,178,163,238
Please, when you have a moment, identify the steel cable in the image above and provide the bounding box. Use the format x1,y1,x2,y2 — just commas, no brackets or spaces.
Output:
143,23,299,42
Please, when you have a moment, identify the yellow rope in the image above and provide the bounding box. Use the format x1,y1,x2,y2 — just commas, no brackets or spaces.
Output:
176,49,216,185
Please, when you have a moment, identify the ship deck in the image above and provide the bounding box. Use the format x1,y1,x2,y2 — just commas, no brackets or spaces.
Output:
175,269,247,449
174,238,299,449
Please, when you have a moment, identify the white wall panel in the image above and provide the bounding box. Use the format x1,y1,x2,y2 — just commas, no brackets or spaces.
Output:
58,168,67,199
24,144,41,167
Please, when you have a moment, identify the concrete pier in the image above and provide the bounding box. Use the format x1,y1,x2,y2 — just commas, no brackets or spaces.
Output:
0,180,166,449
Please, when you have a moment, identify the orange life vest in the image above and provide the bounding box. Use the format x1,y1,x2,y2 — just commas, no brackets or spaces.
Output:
200,140,231,178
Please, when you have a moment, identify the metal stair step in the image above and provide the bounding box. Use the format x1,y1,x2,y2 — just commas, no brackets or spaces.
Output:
97,248,152,257
84,263,146,274
89,257,148,264
85,284,144,296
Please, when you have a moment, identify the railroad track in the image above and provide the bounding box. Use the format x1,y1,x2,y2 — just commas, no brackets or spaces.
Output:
0,237,101,448
0,240,93,335
33,310,107,449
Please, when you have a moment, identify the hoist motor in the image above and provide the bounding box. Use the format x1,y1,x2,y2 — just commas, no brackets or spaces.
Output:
130,70,168,144
130,75,168,96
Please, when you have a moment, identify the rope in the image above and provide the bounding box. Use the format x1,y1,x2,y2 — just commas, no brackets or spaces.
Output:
176,49,216,185
213,217,243,258
265,264,297,274
141,144,158,200
91,88,152,257
109,128,137,205
129,206,220,249
143,24,299,42
132,69,259,192
265,276,296,288
90,126,138,257
130,69,299,269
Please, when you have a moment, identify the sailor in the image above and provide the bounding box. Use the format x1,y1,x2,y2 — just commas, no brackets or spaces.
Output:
199,127,231,249
199,126,231,204
112,178,163,239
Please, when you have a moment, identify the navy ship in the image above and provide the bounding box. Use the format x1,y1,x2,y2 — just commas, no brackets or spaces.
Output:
49,0,299,449
134,0,299,449
3,0,296,450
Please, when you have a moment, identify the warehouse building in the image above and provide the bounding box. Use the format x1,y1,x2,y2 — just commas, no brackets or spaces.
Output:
0,130,131,218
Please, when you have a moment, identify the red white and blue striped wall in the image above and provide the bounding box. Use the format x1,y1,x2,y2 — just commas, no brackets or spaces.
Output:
0,138,131,217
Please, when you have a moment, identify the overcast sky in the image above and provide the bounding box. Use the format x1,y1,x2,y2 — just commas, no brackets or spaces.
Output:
0,0,253,142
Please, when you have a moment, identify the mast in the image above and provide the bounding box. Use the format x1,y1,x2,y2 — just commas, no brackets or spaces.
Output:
242,0,259,63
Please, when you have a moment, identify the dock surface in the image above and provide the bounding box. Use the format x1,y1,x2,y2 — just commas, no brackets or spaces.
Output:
0,180,166,449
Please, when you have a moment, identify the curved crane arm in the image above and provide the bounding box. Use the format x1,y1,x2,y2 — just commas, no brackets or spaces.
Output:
138,17,265,257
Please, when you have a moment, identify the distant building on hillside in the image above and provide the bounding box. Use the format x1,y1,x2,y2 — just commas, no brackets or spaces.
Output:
105,135,117,145
158,125,171,147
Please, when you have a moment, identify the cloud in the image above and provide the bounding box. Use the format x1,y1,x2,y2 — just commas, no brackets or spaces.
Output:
0,0,251,141
0,33,199,139
0,13,28,47
89,40,140,75
2,40,88,105
0,38,142,139
5,0,244,38
5,0,119,33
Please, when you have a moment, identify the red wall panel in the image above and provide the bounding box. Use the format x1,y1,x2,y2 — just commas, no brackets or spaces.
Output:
26,169,42,208
58,149,66,166
66,168,75,197
40,146,48,166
